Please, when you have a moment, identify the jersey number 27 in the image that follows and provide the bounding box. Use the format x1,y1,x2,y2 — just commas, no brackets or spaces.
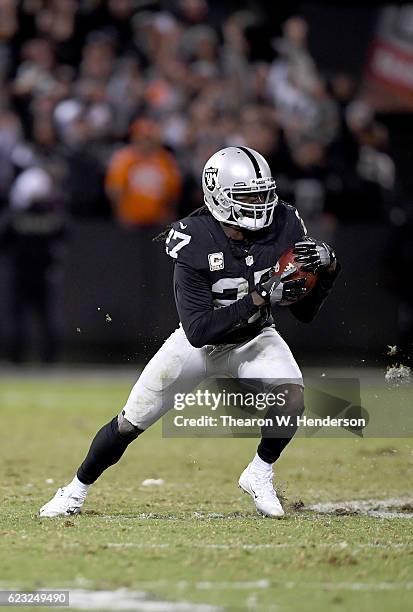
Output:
165,229,191,259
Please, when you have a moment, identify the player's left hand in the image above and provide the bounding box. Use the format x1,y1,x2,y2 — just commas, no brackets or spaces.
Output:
293,238,336,274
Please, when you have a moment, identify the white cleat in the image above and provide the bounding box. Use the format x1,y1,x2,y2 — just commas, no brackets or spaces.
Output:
238,463,285,518
39,487,85,518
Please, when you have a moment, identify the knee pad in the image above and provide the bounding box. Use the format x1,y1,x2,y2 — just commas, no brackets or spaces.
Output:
117,411,143,441
275,383,305,417
122,382,167,430
259,383,304,440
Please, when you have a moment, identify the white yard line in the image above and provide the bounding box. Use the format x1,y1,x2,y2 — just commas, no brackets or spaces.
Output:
307,497,413,518
66,581,412,594
97,498,413,522
65,581,413,594
105,542,412,551
67,589,220,611
0,588,220,612
196,580,270,590
283,581,413,592
2,580,412,608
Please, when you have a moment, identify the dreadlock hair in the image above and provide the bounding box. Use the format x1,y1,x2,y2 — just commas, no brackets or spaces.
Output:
152,204,210,242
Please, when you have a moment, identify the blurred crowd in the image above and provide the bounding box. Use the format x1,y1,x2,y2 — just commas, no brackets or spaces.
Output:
0,0,408,362
0,0,397,227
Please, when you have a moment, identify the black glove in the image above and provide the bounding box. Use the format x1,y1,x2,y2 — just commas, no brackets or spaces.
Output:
293,238,336,274
255,268,307,305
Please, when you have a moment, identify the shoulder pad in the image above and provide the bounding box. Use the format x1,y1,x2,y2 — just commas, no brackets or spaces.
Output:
282,201,308,237
165,216,212,268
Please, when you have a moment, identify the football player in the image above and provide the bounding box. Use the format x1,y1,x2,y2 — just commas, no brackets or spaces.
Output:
40,146,339,518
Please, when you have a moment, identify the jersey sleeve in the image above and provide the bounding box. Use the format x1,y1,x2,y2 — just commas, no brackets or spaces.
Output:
286,203,307,243
174,262,259,348
289,263,341,322
283,203,339,322
164,218,207,269
165,225,193,263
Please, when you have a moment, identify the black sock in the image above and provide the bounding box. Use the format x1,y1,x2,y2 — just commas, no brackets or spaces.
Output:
256,383,304,464
257,436,295,464
77,416,142,485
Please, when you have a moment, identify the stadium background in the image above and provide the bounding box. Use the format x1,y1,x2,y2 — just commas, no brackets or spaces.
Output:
1,4,412,611
0,0,412,366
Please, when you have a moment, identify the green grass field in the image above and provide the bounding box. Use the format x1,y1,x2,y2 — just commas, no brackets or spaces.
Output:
1,373,412,611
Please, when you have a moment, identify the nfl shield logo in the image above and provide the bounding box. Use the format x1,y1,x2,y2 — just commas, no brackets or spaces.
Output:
204,167,218,192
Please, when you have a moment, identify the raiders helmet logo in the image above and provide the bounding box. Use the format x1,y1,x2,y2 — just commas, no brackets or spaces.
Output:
204,166,218,192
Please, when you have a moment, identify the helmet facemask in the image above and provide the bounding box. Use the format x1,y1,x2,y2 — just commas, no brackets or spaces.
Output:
226,185,278,230
206,179,278,231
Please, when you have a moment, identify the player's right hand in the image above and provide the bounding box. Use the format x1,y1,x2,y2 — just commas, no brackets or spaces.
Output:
255,269,307,305
273,276,307,305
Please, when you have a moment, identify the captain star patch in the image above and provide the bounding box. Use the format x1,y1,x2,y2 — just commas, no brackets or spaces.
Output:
208,252,224,271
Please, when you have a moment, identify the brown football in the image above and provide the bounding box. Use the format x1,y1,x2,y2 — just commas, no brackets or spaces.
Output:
274,247,318,306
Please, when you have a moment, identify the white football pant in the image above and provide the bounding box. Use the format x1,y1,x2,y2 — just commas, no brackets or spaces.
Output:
123,325,303,430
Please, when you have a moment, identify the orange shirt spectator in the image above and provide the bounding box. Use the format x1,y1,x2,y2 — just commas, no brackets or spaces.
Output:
106,118,182,226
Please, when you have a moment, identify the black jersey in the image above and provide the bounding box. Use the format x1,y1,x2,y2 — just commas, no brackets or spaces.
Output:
164,201,312,347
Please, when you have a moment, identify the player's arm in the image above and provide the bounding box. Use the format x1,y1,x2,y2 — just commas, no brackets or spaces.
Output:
289,239,340,322
174,262,261,348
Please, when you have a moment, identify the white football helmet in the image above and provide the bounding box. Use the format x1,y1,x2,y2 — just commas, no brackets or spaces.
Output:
202,146,278,231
